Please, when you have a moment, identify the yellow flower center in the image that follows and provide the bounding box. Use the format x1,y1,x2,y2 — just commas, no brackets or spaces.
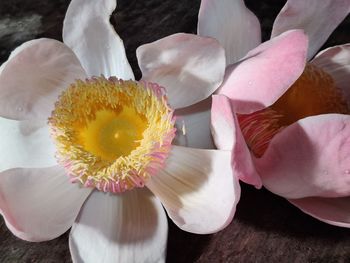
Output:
78,108,147,162
238,63,350,157
49,77,176,193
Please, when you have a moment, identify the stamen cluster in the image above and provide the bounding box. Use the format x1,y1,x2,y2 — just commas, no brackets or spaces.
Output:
49,77,176,193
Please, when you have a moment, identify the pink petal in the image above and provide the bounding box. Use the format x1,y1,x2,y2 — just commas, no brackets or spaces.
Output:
0,118,56,172
271,0,350,59
173,97,214,149
198,0,261,65
218,30,308,114
255,114,350,199
0,39,86,120
311,44,350,102
69,189,167,263
63,0,134,79
146,145,240,234
0,166,91,242
289,197,350,228
137,33,225,109
211,95,262,188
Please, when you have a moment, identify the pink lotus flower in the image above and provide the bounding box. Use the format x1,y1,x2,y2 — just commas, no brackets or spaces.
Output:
0,0,240,261
200,0,350,226
197,0,310,186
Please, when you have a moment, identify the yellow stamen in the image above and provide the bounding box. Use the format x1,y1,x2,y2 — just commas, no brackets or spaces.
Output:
238,63,350,157
272,64,349,126
49,77,176,193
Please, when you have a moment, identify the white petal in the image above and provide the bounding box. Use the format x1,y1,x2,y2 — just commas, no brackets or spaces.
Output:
137,33,225,109
0,117,56,172
63,0,134,80
173,97,214,149
146,145,240,234
0,40,40,75
198,0,261,65
271,0,350,59
0,38,86,120
69,189,168,263
311,44,350,103
0,166,91,241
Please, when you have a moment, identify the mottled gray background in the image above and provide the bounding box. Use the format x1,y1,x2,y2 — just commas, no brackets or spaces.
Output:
0,1,349,262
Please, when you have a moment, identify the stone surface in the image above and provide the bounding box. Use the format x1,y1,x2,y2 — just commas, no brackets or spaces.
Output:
0,0,349,262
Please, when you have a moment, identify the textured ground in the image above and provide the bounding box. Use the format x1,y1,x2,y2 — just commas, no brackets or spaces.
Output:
0,0,350,262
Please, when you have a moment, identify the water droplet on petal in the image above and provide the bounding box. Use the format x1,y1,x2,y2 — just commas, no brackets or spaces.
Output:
17,106,23,112
344,169,350,174
322,170,328,175
248,81,253,86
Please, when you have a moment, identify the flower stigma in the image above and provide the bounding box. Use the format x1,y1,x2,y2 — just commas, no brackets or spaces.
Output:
49,77,176,193
238,63,350,157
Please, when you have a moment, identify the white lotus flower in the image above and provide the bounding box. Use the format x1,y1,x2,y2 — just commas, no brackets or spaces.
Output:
0,0,240,262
